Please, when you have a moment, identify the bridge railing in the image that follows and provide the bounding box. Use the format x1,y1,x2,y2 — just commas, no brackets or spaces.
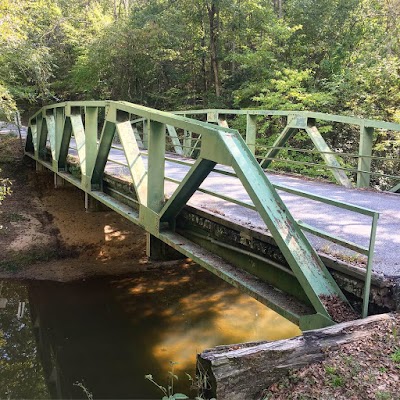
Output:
26,100,382,327
172,109,400,192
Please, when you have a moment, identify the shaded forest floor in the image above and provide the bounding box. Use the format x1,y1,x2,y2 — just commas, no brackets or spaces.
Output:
263,313,400,400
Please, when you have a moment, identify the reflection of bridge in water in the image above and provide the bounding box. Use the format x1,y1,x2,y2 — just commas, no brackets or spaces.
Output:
25,101,400,329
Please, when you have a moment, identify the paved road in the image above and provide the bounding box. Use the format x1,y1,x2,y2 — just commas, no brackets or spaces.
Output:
4,123,400,278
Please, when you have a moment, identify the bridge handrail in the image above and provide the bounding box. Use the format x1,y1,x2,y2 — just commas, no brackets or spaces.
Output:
173,108,400,131
172,108,400,192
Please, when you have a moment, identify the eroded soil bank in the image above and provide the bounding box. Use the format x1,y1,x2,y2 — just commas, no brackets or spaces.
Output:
0,135,164,281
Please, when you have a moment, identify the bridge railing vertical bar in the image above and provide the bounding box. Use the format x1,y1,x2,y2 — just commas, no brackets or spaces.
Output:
246,114,257,155
363,212,379,318
357,125,374,188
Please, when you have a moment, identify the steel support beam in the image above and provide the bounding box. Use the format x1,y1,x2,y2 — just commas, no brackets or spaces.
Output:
357,125,374,188
216,130,349,318
305,125,353,188
260,125,297,169
147,120,166,212
160,158,216,223
246,114,257,155
58,117,73,171
116,120,147,205
166,125,184,155
91,121,116,189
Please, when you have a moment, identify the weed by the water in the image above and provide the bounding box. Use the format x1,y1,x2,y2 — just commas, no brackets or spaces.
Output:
145,361,216,400
73,382,93,400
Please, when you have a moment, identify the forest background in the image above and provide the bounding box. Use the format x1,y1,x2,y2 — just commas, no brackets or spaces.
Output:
1,0,400,187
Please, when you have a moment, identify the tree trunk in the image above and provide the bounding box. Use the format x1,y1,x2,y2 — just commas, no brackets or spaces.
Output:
207,1,222,97
274,0,283,18
197,314,394,400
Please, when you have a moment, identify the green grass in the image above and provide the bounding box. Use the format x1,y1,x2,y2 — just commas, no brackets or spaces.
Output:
0,248,60,272
390,348,400,364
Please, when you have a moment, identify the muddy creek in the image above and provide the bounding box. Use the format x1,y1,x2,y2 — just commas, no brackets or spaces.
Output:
0,263,301,399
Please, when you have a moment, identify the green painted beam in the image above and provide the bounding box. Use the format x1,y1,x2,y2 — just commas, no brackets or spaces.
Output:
160,158,216,222
357,126,374,188
215,129,350,318
91,120,116,189
305,125,353,188
58,117,73,171
260,125,297,169
147,120,166,212
246,114,257,155
37,114,47,160
389,182,400,193
116,120,147,205
166,125,184,155
45,111,56,164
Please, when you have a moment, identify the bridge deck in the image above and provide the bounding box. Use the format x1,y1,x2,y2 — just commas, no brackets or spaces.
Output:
90,144,400,278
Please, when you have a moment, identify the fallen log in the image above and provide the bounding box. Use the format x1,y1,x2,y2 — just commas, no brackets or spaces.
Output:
197,313,394,400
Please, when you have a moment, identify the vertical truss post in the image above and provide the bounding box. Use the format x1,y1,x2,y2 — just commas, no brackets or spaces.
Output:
246,114,257,155
84,107,99,190
69,107,90,188
147,120,166,212
142,120,149,150
357,125,374,188
183,130,192,157
145,120,166,258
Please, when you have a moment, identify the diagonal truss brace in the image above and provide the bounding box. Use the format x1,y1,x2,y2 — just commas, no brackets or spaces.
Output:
260,117,352,188
160,126,350,320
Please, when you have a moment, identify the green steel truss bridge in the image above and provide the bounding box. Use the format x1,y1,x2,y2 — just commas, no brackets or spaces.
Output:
25,101,400,330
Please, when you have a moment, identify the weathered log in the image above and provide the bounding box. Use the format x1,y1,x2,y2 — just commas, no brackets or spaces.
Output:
197,313,394,400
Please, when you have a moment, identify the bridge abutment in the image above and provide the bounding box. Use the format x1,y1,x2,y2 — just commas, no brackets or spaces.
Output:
146,233,185,261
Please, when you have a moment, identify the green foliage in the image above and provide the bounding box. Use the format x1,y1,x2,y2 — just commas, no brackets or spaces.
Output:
324,365,344,387
145,361,215,400
391,348,400,364
145,361,189,400
0,175,12,204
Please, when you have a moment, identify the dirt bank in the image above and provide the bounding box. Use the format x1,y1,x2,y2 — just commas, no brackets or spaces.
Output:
0,134,176,282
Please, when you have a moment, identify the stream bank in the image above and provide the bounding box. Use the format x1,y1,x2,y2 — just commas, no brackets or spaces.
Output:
0,134,161,281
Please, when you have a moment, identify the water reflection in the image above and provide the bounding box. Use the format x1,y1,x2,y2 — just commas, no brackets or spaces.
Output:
2,262,301,399
0,280,49,399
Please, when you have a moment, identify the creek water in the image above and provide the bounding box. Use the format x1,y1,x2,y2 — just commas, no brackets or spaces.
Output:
0,263,301,399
